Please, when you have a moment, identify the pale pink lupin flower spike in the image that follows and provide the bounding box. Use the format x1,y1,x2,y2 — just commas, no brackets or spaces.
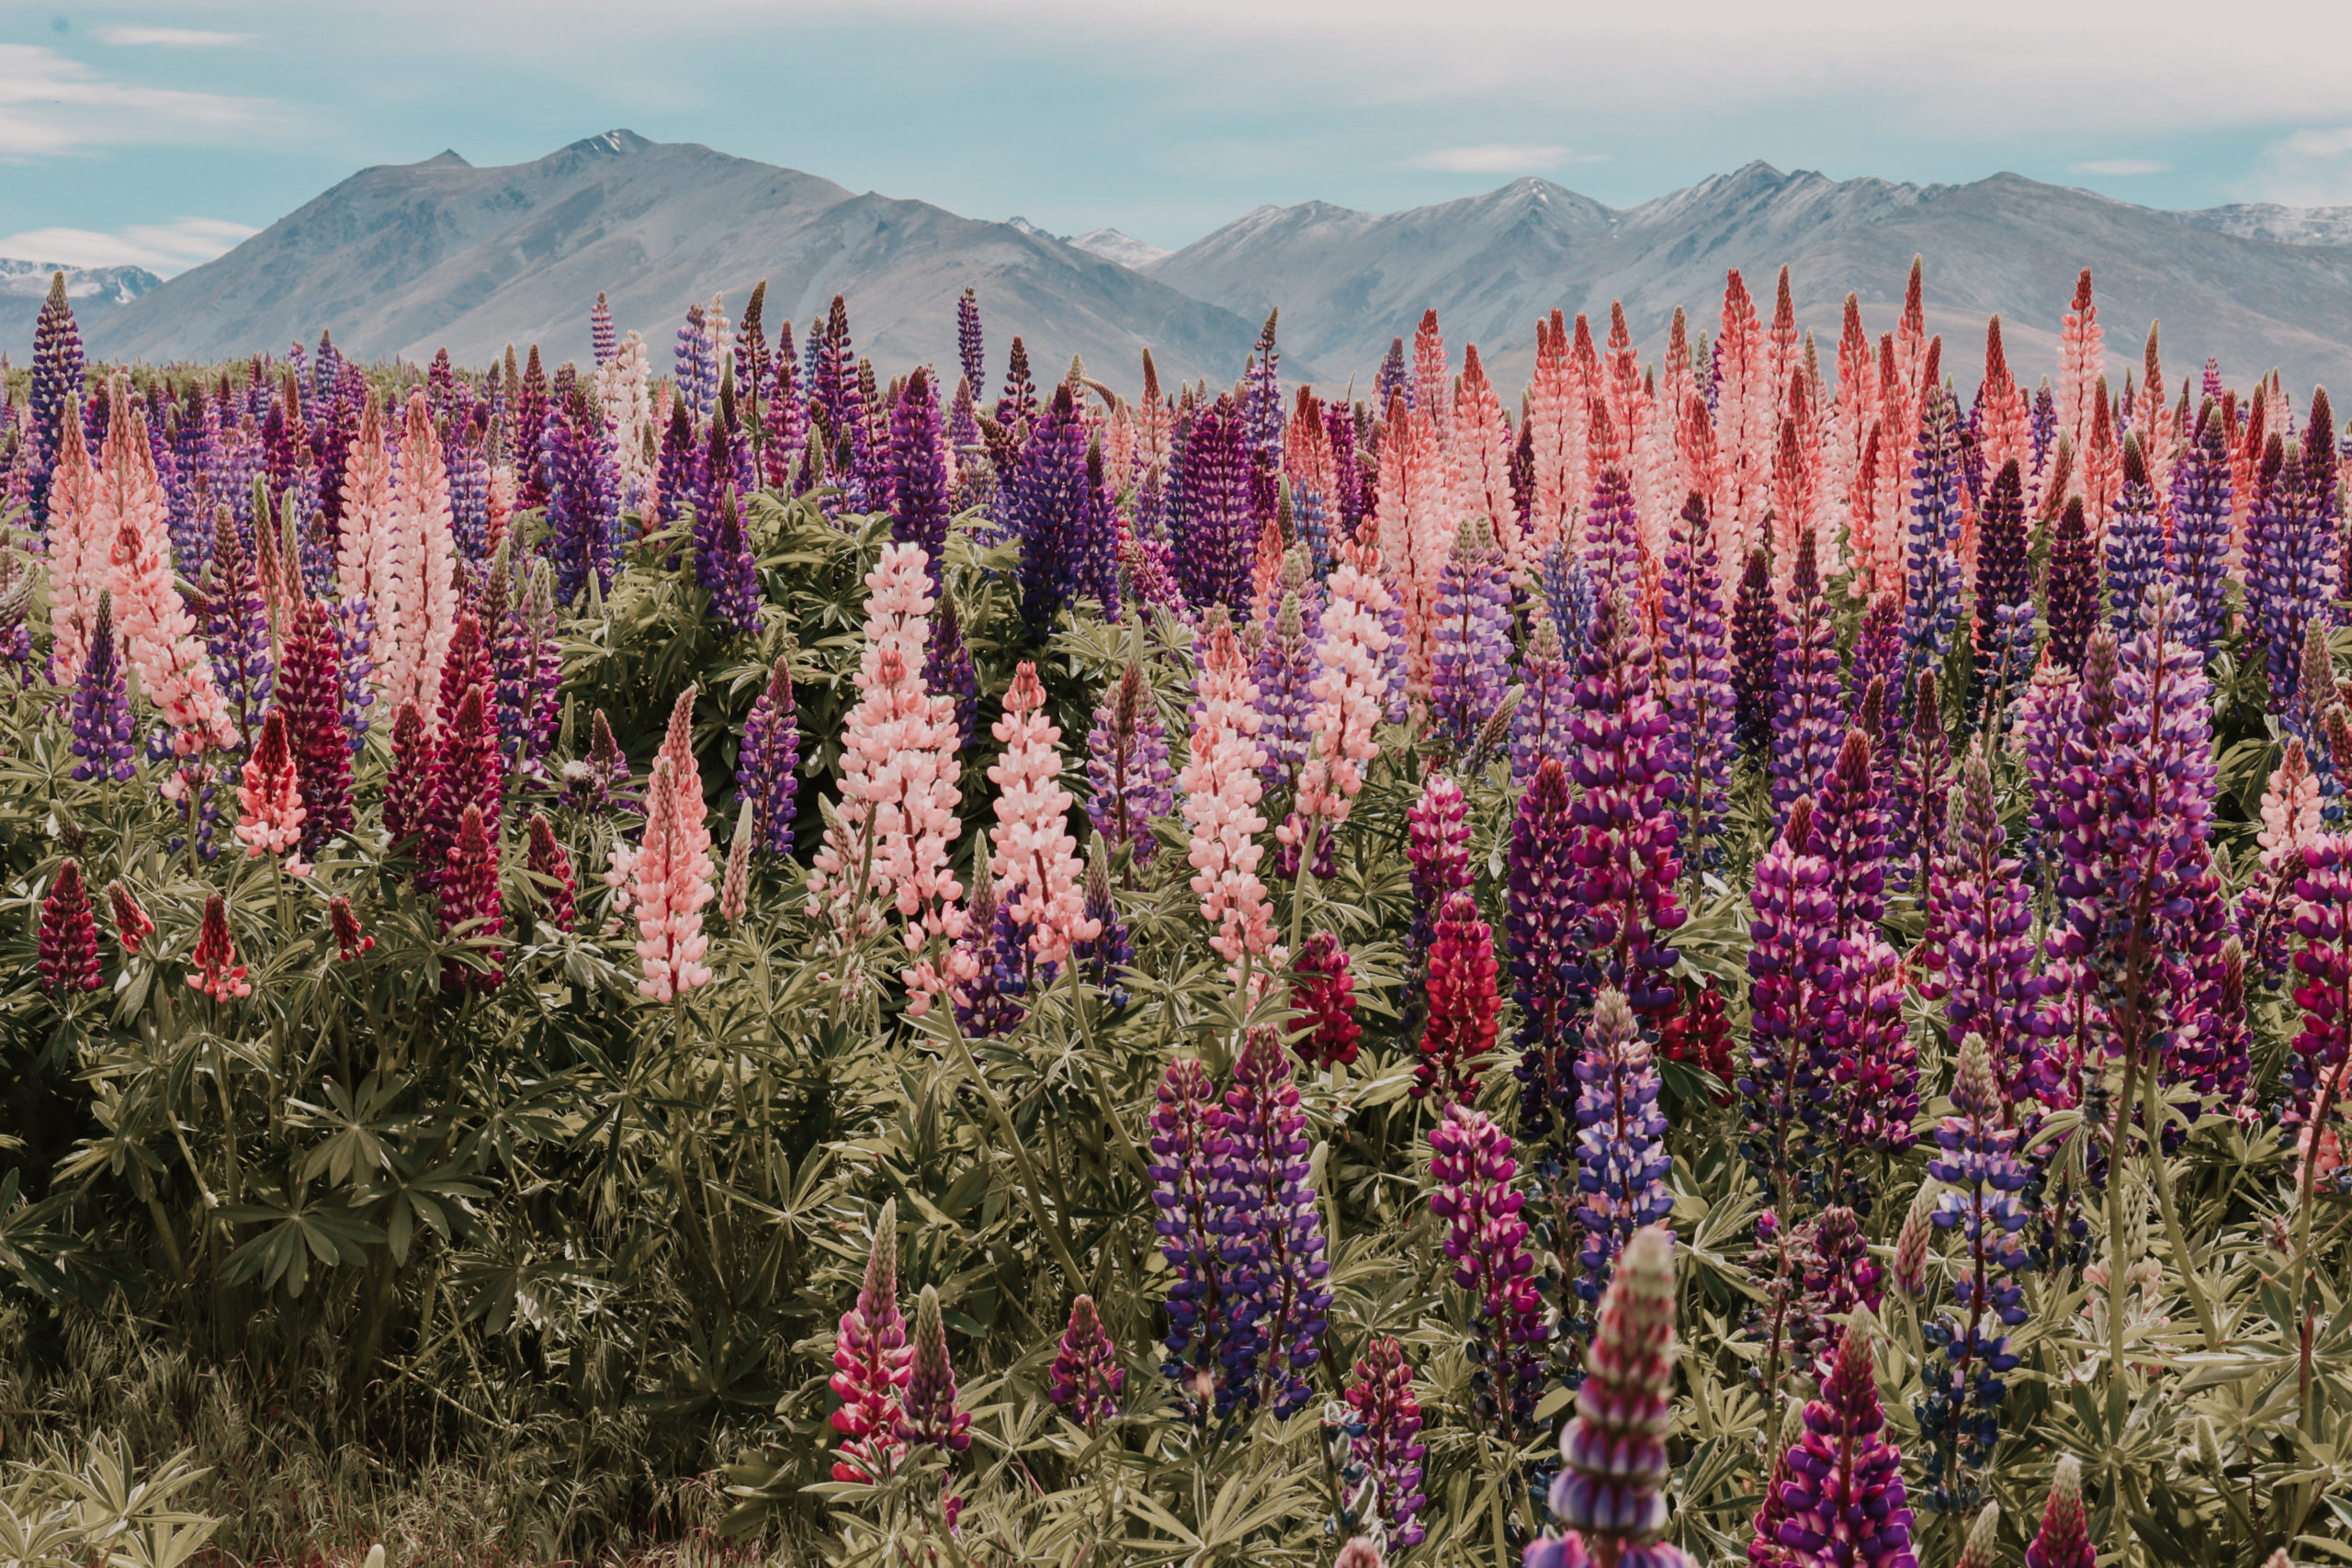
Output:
98,382,235,753
630,686,716,1003
41,405,103,687
1285,536,1394,840
234,710,311,877
807,543,966,952
380,390,460,724
720,798,753,925
2259,736,2323,876
987,661,1099,965
336,397,395,612
1179,616,1276,967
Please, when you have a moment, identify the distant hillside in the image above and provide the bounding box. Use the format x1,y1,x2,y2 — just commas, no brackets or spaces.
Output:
71,138,2352,398
1144,164,2352,392
86,131,1284,388
2179,202,2352,250
2,259,162,353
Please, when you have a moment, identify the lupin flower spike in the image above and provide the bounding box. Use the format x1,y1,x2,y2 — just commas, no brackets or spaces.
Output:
37,859,103,997
187,892,250,1001
988,660,1099,964
1343,1336,1427,1549
1954,1504,2001,1568
1892,1187,1935,1300
1047,1293,1123,1434
1526,1224,1693,1568
720,798,753,924
2024,1455,2092,1568
1416,889,1499,1102
1291,930,1363,1069
898,1284,972,1454
1429,1103,1546,1436
525,812,578,934
630,687,716,1002
1086,657,1175,865
105,879,153,955
69,590,135,783
1571,989,1675,1314
830,1200,911,1485
736,654,801,857
234,708,311,875
1768,1320,1917,1568
327,895,373,963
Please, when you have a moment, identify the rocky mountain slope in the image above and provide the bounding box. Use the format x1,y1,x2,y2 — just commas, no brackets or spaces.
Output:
1145,164,2352,392
2,259,161,352
87,132,1280,388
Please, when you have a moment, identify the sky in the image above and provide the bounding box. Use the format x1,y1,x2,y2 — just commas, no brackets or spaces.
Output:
6,0,2352,276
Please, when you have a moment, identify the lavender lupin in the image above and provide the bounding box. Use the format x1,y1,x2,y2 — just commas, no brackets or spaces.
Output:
1510,757,1587,1147
2105,435,2170,641
198,506,273,750
1148,1057,1248,1422
1513,609,1577,790
1770,532,1844,824
1430,518,1513,756
1918,747,2056,1111
889,367,953,570
1570,990,1674,1317
1902,385,1967,703
27,273,84,525
956,289,985,402
1659,491,1736,869
737,656,801,857
2168,404,2234,660
1915,1032,2032,1513
1218,1028,1334,1416
70,592,135,784
1006,384,1117,637
1172,394,1255,614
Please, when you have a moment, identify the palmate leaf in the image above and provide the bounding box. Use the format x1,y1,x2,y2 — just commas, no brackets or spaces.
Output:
359,1160,488,1264
288,1071,411,1186
217,1183,385,1297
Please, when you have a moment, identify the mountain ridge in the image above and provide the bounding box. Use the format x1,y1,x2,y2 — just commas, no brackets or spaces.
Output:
87,132,1285,389
2,259,163,351
70,138,2352,397
1146,161,2352,392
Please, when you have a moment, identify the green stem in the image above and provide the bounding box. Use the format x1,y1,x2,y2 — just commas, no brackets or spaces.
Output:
2105,1043,2137,1427
941,1010,1086,1286
2143,1065,2219,1346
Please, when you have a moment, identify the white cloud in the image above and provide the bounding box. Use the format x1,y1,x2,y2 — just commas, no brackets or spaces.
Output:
2072,158,2167,176
2245,126,2352,204
0,44,275,156
1406,143,1598,174
0,217,258,275
94,27,257,47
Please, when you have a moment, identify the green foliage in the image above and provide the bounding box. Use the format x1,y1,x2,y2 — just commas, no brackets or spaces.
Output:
0,479,2346,1568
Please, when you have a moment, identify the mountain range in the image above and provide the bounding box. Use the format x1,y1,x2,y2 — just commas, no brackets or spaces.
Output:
1146,167,2352,394
62,132,2352,395
2,259,161,354
84,131,1272,387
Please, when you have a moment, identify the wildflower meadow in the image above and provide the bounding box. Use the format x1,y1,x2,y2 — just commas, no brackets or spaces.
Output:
0,262,2346,1568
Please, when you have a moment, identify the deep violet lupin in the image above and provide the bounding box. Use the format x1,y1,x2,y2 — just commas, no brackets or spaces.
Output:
1524,1226,1691,1568
1085,658,1174,865
1429,1102,1548,1438
1660,490,1736,868
70,592,135,784
737,655,801,857
1342,1337,1427,1550
1047,1293,1122,1434
1770,534,1843,819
